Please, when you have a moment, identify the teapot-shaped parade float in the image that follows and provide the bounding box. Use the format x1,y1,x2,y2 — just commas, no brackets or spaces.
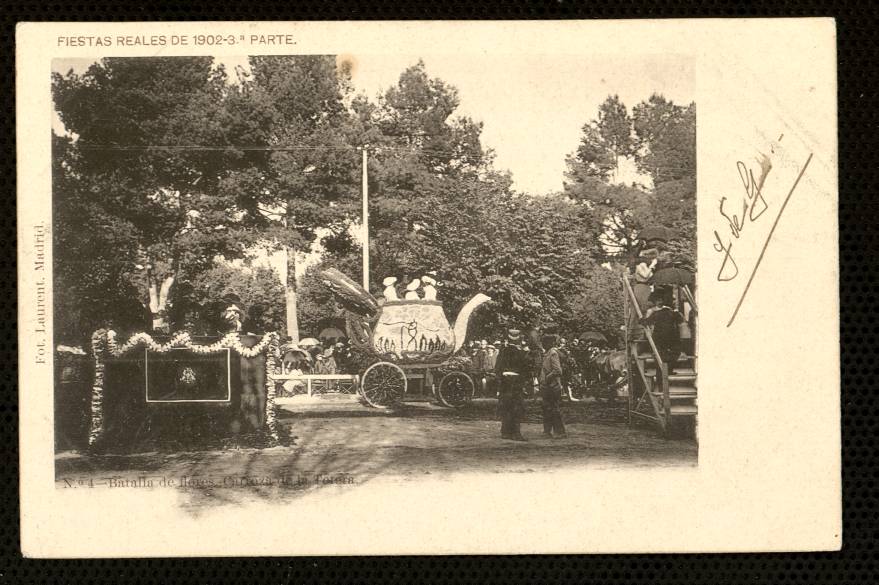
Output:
317,268,491,407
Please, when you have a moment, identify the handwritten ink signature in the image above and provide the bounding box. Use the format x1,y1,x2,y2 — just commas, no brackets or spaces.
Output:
713,155,773,281
718,148,813,327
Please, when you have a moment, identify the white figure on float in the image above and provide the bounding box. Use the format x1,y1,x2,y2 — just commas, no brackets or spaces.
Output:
404,278,421,300
382,276,399,301
422,274,438,301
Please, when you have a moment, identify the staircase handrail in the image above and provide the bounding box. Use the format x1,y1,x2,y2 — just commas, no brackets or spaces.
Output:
681,284,698,378
622,276,665,369
681,284,699,316
623,276,671,426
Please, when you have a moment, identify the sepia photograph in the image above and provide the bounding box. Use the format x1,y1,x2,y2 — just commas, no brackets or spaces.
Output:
18,19,839,556
50,52,697,502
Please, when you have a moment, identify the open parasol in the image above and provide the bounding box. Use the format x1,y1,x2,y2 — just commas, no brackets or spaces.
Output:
318,327,345,340
297,337,321,347
579,331,608,343
286,346,312,359
652,267,695,286
638,226,676,243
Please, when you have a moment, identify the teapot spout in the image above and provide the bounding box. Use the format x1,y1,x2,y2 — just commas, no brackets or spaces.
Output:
452,293,491,352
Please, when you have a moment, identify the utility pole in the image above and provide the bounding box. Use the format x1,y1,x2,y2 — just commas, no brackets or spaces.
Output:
361,146,370,292
284,210,300,343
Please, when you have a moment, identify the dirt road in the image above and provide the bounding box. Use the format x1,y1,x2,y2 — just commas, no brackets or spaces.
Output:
56,398,696,509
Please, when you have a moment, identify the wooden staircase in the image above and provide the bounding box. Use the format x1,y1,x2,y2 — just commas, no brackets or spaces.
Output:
623,277,698,438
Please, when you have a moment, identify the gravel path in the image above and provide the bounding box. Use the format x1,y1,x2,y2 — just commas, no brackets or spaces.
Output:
55,397,696,510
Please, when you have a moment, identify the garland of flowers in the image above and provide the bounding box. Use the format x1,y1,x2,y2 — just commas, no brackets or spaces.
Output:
89,329,282,446
89,329,107,446
105,330,276,359
263,332,280,441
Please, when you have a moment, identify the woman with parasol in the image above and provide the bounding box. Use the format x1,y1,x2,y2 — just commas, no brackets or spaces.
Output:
628,225,677,337
629,247,659,338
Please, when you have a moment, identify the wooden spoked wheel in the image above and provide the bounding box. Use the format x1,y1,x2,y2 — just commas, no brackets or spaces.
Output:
360,361,407,408
437,372,475,408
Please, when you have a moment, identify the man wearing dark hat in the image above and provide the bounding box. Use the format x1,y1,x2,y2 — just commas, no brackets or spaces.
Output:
494,329,529,441
540,333,567,438
220,293,245,334
218,292,265,336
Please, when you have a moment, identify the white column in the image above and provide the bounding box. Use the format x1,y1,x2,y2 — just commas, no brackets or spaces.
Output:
362,146,370,292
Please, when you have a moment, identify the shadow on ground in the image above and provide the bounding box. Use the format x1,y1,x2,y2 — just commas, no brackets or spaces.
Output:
55,397,696,514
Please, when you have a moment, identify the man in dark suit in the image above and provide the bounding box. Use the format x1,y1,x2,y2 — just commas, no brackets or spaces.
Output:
641,287,683,375
495,329,530,441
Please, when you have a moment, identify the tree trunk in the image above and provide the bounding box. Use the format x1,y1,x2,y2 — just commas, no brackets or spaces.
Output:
147,262,176,333
285,247,300,343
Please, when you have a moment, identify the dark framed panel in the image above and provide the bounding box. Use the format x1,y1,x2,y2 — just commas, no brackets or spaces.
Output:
144,348,232,403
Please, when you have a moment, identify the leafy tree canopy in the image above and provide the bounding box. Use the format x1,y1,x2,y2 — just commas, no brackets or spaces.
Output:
633,94,696,185
564,93,696,268
52,57,694,346
177,263,286,335
565,263,627,346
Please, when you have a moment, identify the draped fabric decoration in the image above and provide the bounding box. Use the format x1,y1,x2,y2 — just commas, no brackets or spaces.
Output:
89,330,281,446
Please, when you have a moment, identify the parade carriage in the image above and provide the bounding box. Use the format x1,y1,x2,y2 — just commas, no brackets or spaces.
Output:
314,269,491,409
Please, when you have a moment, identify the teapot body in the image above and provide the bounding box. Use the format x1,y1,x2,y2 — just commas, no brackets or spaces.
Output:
371,300,454,361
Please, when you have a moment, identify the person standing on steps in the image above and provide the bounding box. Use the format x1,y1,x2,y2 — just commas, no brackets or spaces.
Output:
539,334,567,438
641,288,684,376
495,329,529,441
629,248,658,339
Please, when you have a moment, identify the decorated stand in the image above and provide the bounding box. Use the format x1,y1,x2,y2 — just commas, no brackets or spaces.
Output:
622,267,698,438
318,269,490,408
55,345,91,450
89,329,281,446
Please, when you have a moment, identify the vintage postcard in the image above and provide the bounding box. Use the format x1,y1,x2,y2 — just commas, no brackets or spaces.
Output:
17,19,839,556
